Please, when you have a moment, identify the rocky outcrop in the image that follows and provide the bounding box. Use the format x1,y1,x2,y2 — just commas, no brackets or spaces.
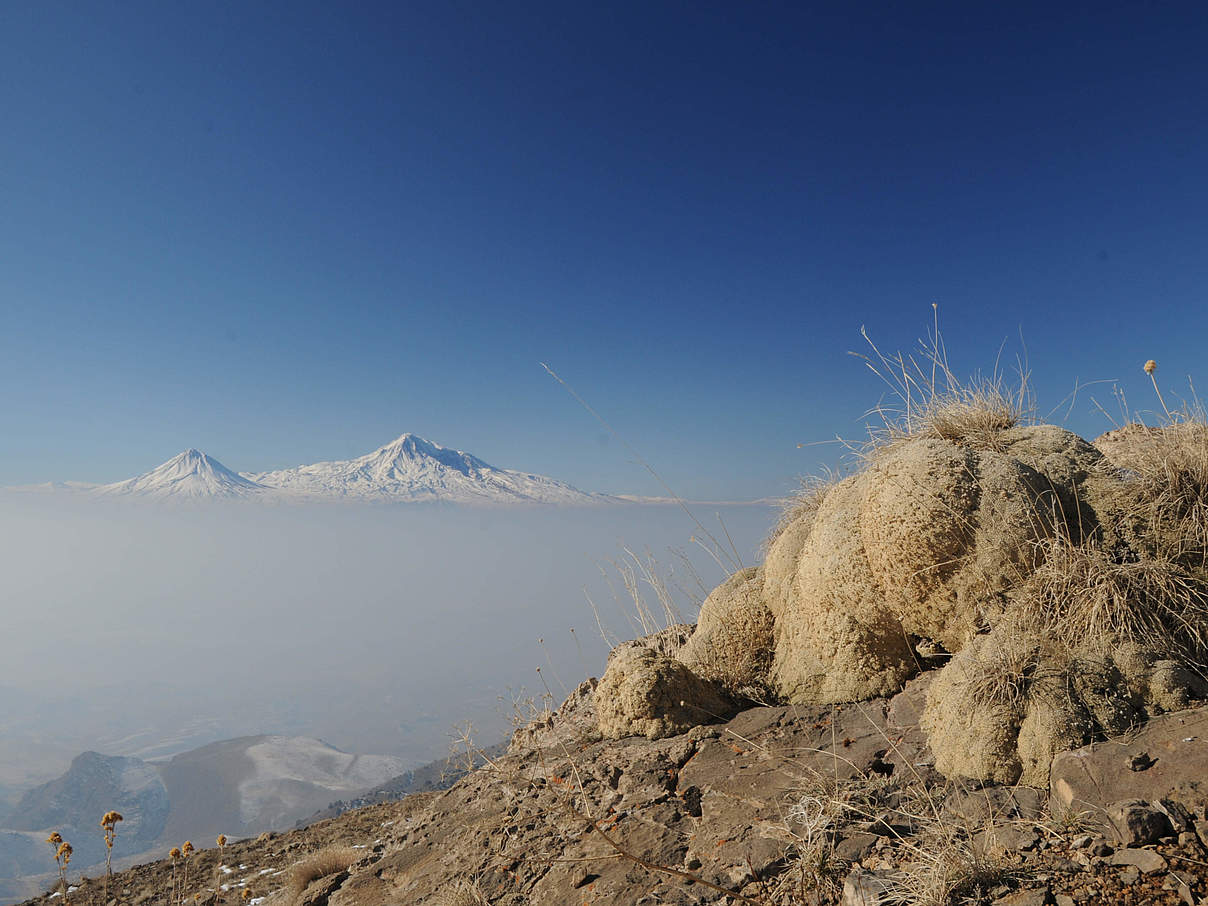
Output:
623,422,1208,789
675,567,775,699
596,646,737,740
22,692,1208,906
1050,705,1208,826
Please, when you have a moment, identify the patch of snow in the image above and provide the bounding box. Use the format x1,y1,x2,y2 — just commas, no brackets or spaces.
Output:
236,736,408,825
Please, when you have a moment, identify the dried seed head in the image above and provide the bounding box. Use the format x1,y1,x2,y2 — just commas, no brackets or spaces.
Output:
57,842,72,864
1145,359,1158,375
100,810,124,828
216,834,227,847
242,890,253,901
47,832,63,846
182,840,194,856
170,847,181,860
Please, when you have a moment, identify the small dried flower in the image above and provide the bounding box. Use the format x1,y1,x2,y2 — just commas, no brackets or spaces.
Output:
1145,359,1157,375
241,890,252,901
216,834,227,847
57,842,73,865
170,847,182,860
182,840,194,856
47,832,63,846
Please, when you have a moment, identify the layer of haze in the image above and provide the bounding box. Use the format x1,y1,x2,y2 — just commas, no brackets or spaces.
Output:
0,496,774,805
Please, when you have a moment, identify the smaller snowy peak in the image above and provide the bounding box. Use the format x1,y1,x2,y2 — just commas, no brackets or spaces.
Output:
95,449,267,500
3,480,98,494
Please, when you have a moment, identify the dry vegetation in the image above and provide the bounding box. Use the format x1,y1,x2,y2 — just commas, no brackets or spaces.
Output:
1019,535,1208,671
853,310,1032,456
285,846,360,901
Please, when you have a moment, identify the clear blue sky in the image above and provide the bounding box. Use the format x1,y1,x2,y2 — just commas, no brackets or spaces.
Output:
2,2,1206,499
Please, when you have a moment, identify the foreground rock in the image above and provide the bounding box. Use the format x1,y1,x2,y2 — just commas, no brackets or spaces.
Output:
1051,707,1208,837
611,421,1208,791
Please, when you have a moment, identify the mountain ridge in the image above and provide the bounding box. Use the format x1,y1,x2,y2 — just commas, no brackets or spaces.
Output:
10,434,615,505
243,432,610,504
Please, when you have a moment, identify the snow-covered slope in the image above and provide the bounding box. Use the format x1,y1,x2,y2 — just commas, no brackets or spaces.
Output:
238,736,409,826
94,449,267,500
156,735,411,839
244,433,609,504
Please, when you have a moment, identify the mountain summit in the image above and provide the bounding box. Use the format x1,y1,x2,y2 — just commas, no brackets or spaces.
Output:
94,449,266,499
244,432,607,504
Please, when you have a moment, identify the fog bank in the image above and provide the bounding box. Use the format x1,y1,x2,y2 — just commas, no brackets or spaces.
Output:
0,496,774,799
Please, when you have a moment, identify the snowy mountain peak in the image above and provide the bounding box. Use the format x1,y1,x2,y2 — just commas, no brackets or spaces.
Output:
16,435,614,505
246,433,608,504
95,450,266,500
369,434,491,476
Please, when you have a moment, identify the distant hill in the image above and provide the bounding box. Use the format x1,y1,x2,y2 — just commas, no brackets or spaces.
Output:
0,736,408,904
300,740,507,824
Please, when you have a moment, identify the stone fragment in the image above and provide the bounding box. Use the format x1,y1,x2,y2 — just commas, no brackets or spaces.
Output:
834,832,880,863
1050,709,1208,822
1129,752,1156,771
991,887,1052,906
1107,798,1174,845
1110,847,1168,874
842,868,894,906
298,870,349,906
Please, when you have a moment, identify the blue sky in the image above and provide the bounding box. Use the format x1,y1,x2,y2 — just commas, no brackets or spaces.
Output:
2,2,1207,499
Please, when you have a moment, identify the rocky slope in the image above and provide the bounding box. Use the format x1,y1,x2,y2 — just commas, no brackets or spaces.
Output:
16,681,1208,906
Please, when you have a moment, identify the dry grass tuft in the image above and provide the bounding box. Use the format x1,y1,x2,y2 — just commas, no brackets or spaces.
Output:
287,847,360,900
904,384,1022,451
957,635,1045,715
1019,535,1208,672
1121,419,1208,568
434,877,491,906
853,309,1031,457
890,834,1014,906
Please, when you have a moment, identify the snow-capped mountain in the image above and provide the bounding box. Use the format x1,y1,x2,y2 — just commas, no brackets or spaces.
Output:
94,449,267,499
244,433,608,504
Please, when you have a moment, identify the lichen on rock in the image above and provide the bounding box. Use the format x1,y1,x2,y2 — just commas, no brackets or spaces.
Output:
596,419,1208,785
595,645,737,740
